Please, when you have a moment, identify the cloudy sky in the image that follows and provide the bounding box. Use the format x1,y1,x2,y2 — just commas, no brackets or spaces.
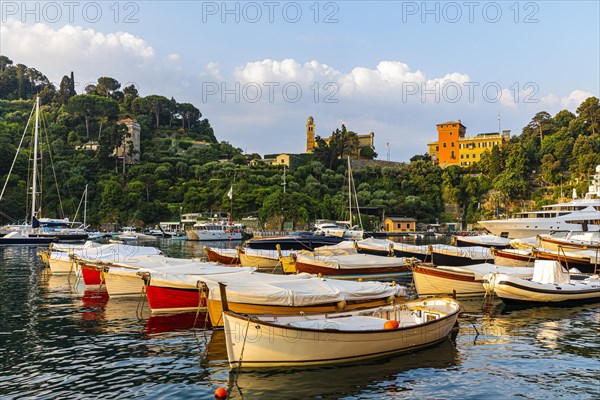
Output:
1,1,598,161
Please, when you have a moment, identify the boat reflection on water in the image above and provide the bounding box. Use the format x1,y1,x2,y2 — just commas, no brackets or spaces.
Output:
213,331,460,399
146,311,210,335
493,303,600,359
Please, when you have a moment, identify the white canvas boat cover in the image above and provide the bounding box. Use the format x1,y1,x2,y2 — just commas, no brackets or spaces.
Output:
150,270,406,305
312,241,357,256
438,264,534,280
296,253,409,270
532,260,570,284
431,244,492,260
392,243,431,254
457,235,512,247
242,248,295,259
357,238,394,252
110,261,251,278
510,237,538,249
69,243,162,263
52,240,101,253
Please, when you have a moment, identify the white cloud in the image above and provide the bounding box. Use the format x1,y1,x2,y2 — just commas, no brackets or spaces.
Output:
2,19,595,161
1,19,155,87
561,90,593,110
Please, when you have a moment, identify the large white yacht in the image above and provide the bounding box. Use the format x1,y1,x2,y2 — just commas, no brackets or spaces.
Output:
478,165,600,239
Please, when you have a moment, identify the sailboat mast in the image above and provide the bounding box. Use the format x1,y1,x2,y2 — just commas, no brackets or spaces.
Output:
348,156,352,226
83,184,88,227
31,97,40,224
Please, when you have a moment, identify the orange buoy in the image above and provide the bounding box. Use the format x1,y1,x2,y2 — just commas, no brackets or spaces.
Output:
214,387,227,398
384,320,399,330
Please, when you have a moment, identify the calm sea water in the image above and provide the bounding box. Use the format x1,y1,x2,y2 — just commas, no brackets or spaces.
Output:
0,241,598,399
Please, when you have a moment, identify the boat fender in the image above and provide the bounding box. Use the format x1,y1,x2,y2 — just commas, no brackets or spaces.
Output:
336,300,346,311
384,320,399,330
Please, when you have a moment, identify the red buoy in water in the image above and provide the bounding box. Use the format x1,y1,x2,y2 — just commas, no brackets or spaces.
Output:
215,387,227,398
384,320,399,330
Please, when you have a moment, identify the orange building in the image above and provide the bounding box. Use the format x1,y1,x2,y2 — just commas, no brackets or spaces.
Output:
427,120,509,168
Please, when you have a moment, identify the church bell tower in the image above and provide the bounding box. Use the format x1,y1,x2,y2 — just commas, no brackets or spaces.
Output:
306,116,315,153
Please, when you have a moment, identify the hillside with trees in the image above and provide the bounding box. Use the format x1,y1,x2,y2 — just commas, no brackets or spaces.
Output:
0,55,598,230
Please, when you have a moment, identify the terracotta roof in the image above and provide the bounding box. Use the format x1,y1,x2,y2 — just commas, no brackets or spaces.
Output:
386,217,417,222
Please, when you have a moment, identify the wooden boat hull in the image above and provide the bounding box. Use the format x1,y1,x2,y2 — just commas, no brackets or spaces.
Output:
295,260,411,279
104,270,144,297
431,251,491,267
204,247,240,265
535,251,598,274
491,248,535,268
80,264,104,286
239,252,280,269
413,264,484,297
223,298,460,368
146,284,207,314
49,258,76,274
538,236,600,252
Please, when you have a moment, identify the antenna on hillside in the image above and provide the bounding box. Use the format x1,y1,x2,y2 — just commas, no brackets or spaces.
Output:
497,112,501,134
386,140,390,161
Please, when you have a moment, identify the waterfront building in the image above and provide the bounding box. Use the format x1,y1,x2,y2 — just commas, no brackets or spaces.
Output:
384,217,417,232
427,120,510,167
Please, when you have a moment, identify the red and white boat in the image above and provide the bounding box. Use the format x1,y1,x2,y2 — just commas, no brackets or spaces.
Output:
144,270,407,326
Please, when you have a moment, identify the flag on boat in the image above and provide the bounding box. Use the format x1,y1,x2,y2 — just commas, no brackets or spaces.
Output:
227,186,233,200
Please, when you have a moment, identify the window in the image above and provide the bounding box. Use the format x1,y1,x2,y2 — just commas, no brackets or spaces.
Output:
443,142,446,148
451,142,454,147
466,154,469,158
436,146,439,151
461,154,464,159
406,223,410,228
451,151,455,159
397,223,402,229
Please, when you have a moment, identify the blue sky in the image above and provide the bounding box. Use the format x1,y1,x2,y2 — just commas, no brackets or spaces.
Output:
2,1,599,160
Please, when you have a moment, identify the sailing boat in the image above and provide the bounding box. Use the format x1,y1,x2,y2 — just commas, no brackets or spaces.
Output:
314,157,364,240
0,97,87,244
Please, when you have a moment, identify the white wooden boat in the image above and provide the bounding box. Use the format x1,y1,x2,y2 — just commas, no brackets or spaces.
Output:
538,233,600,252
492,248,535,268
102,256,250,297
294,252,412,280
413,263,533,297
484,260,600,304
45,241,103,274
222,296,460,368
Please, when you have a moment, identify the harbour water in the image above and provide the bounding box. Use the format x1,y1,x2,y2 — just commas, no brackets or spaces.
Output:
0,242,598,399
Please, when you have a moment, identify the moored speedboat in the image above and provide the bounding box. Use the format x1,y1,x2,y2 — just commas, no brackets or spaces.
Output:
413,263,533,297
484,260,600,304
222,296,460,368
